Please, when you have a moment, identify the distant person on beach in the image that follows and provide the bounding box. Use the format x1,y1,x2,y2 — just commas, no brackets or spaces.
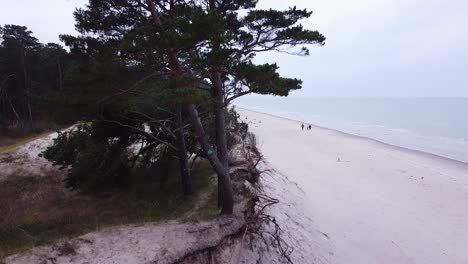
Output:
308,125,312,130
301,124,304,131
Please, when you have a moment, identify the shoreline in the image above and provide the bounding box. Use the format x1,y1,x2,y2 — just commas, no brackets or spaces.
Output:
238,107,468,264
237,106,468,169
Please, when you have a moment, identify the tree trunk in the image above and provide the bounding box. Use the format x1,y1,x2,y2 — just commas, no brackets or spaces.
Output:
26,102,33,131
57,56,63,91
187,103,234,214
176,105,193,195
211,71,229,208
145,0,233,213
208,0,229,168
20,45,33,132
207,1,229,208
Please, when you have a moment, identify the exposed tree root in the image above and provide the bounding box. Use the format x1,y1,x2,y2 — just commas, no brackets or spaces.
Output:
175,142,295,264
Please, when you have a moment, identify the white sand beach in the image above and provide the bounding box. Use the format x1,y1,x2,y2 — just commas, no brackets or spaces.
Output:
239,108,468,264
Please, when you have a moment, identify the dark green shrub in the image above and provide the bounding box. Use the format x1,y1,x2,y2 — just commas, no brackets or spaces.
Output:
41,124,132,191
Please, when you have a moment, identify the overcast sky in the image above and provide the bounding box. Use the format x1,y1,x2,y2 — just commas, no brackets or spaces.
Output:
1,0,467,98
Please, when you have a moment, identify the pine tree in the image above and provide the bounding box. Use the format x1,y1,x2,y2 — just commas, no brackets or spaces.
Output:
0,25,72,132
61,0,324,214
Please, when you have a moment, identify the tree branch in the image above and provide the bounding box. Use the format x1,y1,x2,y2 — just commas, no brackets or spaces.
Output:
95,119,178,151
98,71,171,105
226,90,251,105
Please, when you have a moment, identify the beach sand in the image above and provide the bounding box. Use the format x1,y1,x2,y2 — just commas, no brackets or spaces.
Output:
238,108,468,264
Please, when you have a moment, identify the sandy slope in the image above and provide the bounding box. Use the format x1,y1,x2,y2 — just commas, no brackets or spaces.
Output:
0,132,59,180
239,108,468,264
6,218,247,264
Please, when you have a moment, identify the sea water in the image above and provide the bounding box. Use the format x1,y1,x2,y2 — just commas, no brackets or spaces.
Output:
236,97,468,163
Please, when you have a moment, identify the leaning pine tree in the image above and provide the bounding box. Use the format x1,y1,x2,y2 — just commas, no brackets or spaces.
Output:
150,0,326,212
184,1,326,208
67,0,324,214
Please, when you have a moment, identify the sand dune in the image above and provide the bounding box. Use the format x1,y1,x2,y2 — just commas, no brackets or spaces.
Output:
239,108,468,264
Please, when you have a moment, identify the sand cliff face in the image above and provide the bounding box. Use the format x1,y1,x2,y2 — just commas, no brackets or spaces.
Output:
180,169,336,264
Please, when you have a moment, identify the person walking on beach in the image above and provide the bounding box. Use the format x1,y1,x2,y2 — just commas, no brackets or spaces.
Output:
301,124,304,131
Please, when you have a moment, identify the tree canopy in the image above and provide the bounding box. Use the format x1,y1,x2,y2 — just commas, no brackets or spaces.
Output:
1,0,324,215
0,25,72,132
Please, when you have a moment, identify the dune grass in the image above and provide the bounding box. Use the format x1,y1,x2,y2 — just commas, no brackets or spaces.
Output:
0,161,217,260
